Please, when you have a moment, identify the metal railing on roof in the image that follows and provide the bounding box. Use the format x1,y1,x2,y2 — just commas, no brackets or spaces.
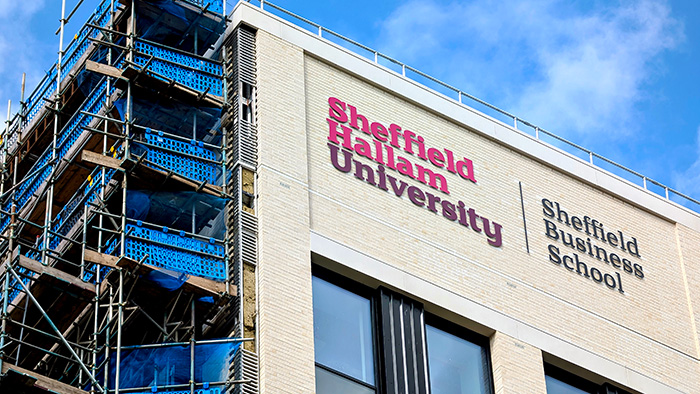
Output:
242,0,700,215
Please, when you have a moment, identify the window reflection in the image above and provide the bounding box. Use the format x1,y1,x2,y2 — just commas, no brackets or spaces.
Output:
426,324,492,394
312,276,375,386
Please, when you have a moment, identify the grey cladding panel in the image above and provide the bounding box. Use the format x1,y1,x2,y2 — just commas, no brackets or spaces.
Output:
377,288,429,394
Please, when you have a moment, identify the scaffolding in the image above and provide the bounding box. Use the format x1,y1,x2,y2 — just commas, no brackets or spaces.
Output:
0,1,258,393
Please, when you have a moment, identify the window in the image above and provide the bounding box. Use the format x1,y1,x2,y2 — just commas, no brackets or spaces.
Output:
312,275,375,393
545,365,631,394
312,268,494,394
426,322,492,394
546,375,595,394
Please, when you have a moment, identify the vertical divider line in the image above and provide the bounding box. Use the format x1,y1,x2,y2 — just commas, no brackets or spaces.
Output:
519,181,529,254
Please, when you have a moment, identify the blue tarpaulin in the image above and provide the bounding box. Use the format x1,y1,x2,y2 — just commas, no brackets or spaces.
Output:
146,269,189,291
126,190,226,239
98,341,238,390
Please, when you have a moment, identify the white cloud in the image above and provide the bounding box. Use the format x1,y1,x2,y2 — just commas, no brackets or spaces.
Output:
0,0,48,125
376,0,683,141
0,0,45,19
673,126,700,202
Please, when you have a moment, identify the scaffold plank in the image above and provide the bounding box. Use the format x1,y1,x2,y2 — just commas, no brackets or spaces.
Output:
0,362,87,394
183,274,230,295
16,254,95,295
83,249,119,267
80,150,122,169
85,59,123,79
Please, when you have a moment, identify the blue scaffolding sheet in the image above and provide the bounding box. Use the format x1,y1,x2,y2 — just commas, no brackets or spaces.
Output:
97,340,238,392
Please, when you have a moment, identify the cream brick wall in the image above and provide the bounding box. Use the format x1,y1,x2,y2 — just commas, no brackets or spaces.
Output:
248,10,700,392
676,223,700,381
255,30,315,394
302,55,700,392
491,331,547,393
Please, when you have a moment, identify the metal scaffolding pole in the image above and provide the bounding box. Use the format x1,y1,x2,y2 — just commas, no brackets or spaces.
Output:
91,236,100,394
6,265,105,393
42,0,67,267
0,242,11,375
1,100,9,198
115,269,124,394
1,2,246,392
190,299,195,394
93,2,115,391
104,283,113,392
113,3,137,390
0,98,18,375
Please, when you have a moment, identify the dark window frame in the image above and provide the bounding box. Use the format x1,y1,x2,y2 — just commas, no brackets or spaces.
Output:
424,313,495,394
312,265,379,392
312,265,494,394
545,364,635,394
545,364,607,394
312,264,376,300
424,313,493,353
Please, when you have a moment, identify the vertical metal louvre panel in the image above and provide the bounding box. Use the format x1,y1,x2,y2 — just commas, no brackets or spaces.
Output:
225,112,259,169
227,94,240,165
224,24,259,394
378,288,430,394
235,26,257,87
227,167,241,251
224,28,258,170
227,166,242,339
239,120,258,168
231,348,259,394
223,33,237,125
240,211,257,266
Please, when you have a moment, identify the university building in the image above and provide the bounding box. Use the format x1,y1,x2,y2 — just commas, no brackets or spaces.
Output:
1,1,699,393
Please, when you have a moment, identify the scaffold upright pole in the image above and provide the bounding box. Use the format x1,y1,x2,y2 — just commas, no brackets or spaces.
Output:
42,0,68,267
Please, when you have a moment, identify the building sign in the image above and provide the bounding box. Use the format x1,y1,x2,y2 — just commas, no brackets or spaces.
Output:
325,97,504,247
322,96,647,295
542,198,645,294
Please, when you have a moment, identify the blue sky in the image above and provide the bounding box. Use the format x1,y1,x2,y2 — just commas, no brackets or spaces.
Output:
1,0,699,206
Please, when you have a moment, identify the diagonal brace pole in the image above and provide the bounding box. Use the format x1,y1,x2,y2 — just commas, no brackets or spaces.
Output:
7,265,105,393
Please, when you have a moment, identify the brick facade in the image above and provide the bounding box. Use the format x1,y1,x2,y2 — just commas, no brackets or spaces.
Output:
235,3,700,393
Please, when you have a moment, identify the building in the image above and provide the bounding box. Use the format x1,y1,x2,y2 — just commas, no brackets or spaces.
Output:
1,1,700,393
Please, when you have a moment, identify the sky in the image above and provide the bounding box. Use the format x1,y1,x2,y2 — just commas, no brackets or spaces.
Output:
1,0,699,207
